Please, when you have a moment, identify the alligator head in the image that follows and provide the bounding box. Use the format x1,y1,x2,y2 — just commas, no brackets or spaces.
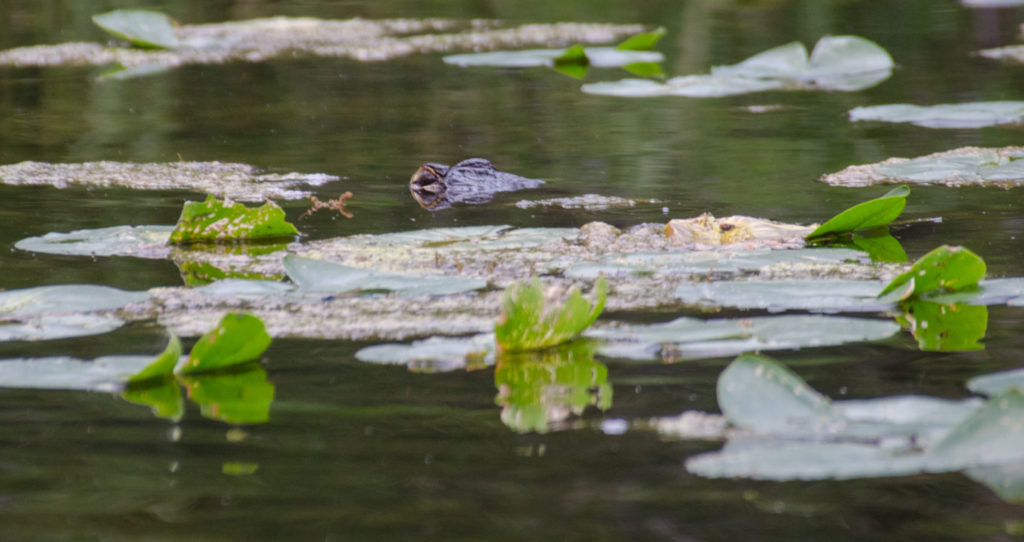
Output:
409,163,450,210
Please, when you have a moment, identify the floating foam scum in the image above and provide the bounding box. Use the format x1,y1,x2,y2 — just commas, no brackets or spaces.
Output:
0,161,339,201
0,17,646,69
820,146,1024,188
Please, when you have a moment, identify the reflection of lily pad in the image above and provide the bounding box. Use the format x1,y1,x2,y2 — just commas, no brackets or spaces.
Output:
121,378,184,421
821,146,1024,188
181,367,274,425
897,301,987,352
848,102,1024,128
0,161,339,201
582,35,893,98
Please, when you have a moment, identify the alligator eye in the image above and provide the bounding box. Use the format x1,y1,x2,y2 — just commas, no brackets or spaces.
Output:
410,165,442,187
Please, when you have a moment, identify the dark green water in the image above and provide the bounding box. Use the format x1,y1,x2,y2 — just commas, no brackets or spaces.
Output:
2,1,1024,540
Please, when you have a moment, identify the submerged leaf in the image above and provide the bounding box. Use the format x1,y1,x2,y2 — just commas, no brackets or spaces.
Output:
177,313,271,374
848,101,1024,128
807,185,910,239
879,245,986,297
92,9,180,49
169,195,298,244
495,277,607,352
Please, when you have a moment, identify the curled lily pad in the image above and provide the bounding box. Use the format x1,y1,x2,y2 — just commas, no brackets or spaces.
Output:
283,255,486,296
177,313,271,375
495,276,607,353
807,185,910,240
92,9,180,49
169,195,298,244
15,225,173,258
848,101,1024,128
127,334,182,384
582,35,892,98
878,245,986,298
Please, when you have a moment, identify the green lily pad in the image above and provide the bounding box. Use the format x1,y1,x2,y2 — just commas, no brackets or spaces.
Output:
127,334,183,384
495,276,607,352
15,225,173,258
495,342,612,433
0,355,159,392
169,195,298,244
896,301,987,352
582,35,893,97
0,315,126,342
879,245,986,297
176,313,271,374
180,366,274,425
848,101,1024,128
0,284,148,317
552,44,589,78
283,255,487,296
616,27,666,51
92,9,180,49
807,185,910,239
588,315,900,361
820,146,1024,188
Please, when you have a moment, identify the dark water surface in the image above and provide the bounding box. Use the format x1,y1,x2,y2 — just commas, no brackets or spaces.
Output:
2,1,1024,540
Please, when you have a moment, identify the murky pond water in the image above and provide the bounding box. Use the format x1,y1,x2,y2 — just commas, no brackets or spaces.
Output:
3,1,1024,540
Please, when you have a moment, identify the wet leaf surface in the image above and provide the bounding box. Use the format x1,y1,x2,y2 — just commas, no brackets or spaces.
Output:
821,146,1024,188
848,101,1024,128
807,185,909,239
169,195,298,244
92,9,180,49
495,277,606,352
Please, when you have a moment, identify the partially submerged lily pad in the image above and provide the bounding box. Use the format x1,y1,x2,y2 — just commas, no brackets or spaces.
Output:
15,225,174,258
848,101,1024,128
581,35,893,98
284,255,487,296
0,284,149,317
0,161,339,201
177,313,271,374
0,355,161,392
169,195,298,244
878,245,986,298
0,315,127,342
820,146,1024,188
806,185,909,240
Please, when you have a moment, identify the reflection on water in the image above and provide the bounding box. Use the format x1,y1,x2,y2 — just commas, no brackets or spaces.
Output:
898,300,989,352
494,341,612,433
122,364,275,425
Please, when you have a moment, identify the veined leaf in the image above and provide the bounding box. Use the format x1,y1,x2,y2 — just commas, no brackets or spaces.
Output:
169,195,298,244
807,185,910,239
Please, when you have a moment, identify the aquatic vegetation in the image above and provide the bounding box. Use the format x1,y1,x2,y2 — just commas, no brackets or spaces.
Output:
169,195,299,244
674,354,1024,491
879,245,986,298
581,35,893,97
176,313,272,374
820,146,1024,188
127,334,183,384
0,284,148,341
848,101,1024,128
92,9,180,49
806,185,910,240
0,160,339,201
897,301,988,351
283,255,487,296
495,276,607,352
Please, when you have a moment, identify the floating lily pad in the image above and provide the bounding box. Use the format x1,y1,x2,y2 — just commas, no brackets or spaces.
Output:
0,284,148,317
807,185,910,239
674,279,892,312
0,161,339,201
177,313,271,374
92,9,180,49
495,276,607,352
967,367,1024,396
169,195,298,244
821,146,1024,188
964,0,1024,6
0,17,645,72
848,101,1024,128
283,255,487,296
588,315,900,361
15,225,174,258
0,355,160,392
445,46,663,69
581,35,893,98
355,333,496,372
879,245,986,297
0,315,126,342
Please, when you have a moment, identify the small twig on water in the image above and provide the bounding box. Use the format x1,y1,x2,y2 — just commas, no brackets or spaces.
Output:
299,191,354,220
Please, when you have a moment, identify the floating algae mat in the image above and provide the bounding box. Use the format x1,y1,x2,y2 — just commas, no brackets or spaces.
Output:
820,146,1024,188
0,13,645,72
0,161,339,201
